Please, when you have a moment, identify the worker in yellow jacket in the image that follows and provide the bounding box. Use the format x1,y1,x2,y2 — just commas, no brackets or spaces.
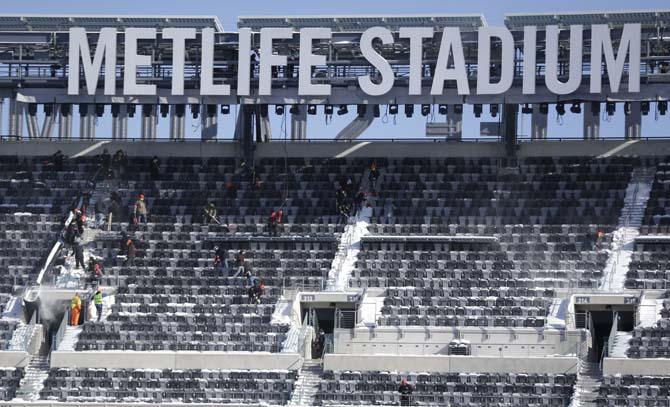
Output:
70,293,82,326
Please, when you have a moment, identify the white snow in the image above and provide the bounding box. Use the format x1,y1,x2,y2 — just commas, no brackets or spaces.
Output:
357,294,385,327
57,326,82,351
326,206,371,291
7,322,36,351
546,298,568,329
600,174,652,292
638,296,664,328
610,331,633,358
271,296,294,326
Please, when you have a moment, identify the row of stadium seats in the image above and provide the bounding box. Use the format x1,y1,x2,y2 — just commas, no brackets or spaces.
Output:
315,371,576,406
39,368,296,404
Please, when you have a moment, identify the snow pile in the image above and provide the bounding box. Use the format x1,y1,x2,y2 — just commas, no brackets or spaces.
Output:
271,296,294,326
357,293,385,327
546,298,568,329
7,322,35,351
326,206,371,291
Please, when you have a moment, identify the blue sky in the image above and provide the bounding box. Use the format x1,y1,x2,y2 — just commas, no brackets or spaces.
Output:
4,0,670,140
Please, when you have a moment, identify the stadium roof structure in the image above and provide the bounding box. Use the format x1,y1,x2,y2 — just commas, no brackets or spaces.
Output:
0,14,224,32
237,14,487,32
505,9,670,30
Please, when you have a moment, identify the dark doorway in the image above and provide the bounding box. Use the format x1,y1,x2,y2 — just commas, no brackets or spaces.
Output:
301,307,336,334
590,311,615,362
618,311,635,331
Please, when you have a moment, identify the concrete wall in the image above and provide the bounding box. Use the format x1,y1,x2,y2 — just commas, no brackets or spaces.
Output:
0,351,30,368
334,327,586,357
4,138,670,159
324,354,579,374
0,140,239,158
50,351,302,371
603,357,670,376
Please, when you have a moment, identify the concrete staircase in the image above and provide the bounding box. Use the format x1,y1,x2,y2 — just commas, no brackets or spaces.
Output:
288,360,323,406
57,326,82,351
600,167,654,291
570,362,602,407
609,331,633,358
12,355,49,401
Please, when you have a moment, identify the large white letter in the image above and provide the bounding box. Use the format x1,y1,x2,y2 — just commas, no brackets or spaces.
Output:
237,28,252,96
430,27,469,95
399,27,433,95
68,27,117,95
124,28,157,95
545,25,583,95
299,28,331,95
476,27,514,95
522,26,537,95
163,28,196,95
200,27,230,95
590,23,641,93
259,28,293,96
358,27,395,96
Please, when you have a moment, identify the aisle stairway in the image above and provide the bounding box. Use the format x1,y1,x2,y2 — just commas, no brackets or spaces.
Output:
570,362,602,407
288,360,323,406
12,355,49,401
600,167,654,291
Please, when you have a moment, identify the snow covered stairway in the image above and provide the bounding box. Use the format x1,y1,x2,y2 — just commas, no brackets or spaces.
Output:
288,360,323,406
609,331,633,358
12,355,49,401
570,362,602,407
56,326,82,351
600,167,654,291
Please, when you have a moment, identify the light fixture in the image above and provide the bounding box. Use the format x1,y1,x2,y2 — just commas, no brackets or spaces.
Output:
606,101,616,116
438,104,448,115
570,102,581,114
641,101,650,116
453,104,463,115
556,102,565,116
275,105,285,115
324,105,334,115
490,104,499,118
539,103,548,115
473,104,482,118
659,100,668,115
389,104,398,115
160,104,169,118
337,105,348,116
190,104,200,119
307,105,317,115
220,105,230,115
624,102,632,116
421,104,431,117
405,104,414,118
289,105,299,115
521,104,532,114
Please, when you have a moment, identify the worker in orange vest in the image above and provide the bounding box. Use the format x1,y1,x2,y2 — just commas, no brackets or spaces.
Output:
70,293,82,326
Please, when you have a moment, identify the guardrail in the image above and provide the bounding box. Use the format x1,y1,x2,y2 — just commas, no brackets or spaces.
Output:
50,309,69,356
35,164,103,286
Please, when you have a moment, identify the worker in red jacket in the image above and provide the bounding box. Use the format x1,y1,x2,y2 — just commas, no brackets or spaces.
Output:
268,209,283,237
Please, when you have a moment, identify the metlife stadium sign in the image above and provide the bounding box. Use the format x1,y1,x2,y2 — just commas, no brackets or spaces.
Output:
67,24,641,97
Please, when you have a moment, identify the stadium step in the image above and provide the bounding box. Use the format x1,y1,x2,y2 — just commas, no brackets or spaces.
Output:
600,166,654,291
56,326,83,351
12,355,49,401
609,331,633,358
288,360,323,406
569,361,602,407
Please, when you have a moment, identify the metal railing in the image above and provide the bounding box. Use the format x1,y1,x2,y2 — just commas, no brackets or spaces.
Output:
50,309,69,356
606,311,620,359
